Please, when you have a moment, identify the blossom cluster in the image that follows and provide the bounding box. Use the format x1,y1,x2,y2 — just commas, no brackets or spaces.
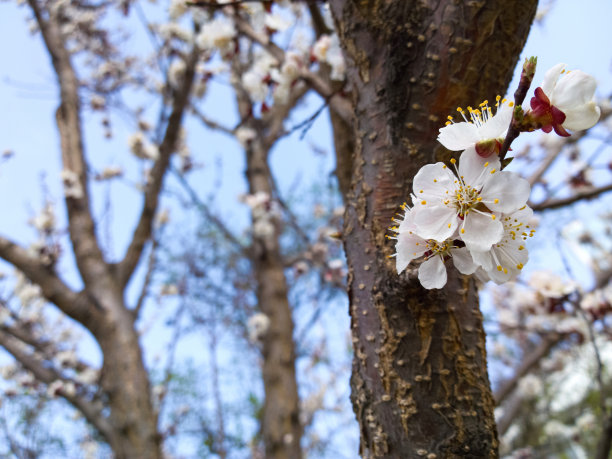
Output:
392,63,600,289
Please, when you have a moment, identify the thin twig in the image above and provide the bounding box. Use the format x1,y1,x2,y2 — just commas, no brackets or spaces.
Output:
170,167,250,256
530,182,612,211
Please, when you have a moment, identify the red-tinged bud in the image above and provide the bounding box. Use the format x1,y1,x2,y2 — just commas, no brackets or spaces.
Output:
528,87,571,137
475,138,502,158
261,102,270,113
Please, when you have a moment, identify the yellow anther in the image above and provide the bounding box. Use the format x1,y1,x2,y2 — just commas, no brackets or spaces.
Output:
484,162,489,167
516,263,524,270
496,95,501,102
509,102,514,107
461,228,465,234
443,165,447,169
496,265,502,272
433,179,437,183
421,200,427,205
490,169,496,174
419,189,424,193
447,115,453,120
491,215,496,220
494,198,499,204
450,158,456,164
503,268,508,274
518,245,524,251
476,197,482,202
447,223,451,228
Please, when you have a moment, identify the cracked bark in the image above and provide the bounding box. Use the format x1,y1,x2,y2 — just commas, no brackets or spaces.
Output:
328,1,537,457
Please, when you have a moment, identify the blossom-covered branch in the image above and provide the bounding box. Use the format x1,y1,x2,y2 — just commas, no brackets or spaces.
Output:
27,0,108,285
117,45,199,287
0,237,98,327
0,329,113,442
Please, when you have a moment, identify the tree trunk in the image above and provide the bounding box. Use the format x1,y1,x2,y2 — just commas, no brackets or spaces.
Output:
246,136,303,459
92,283,162,459
328,1,537,456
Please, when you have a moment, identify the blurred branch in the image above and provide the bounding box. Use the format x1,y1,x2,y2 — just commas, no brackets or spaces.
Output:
170,167,250,257
0,236,99,328
132,232,161,319
190,104,235,136
231,12,352,125
0,329,114,442
530,183,612,211
117,46,200,287
494,334,560,405
27,0,108,283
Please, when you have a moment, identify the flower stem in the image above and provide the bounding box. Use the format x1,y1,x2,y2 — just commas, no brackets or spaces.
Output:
499,57,537,166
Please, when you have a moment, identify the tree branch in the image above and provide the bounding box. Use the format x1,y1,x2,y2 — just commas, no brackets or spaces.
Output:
0,329,114,442
231,12,352,124
190,104,235,136
27,0,108,285
0,236,101,329
494,334,560,405
117,47,200,287
530,183,612,211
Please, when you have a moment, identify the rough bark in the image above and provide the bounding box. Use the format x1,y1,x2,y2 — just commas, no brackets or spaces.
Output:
328,1,538,457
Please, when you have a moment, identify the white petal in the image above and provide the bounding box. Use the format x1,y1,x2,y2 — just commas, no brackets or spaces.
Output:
541,63,566,97
553,70,597,108
469,249,494,272
563,102,601,131
412,204,458,242
461,212,503,252
413,162,457,198
395,231,428,274
437,122,480,150
479,102,513,140
474,267,491,284
451,247,477,275
486,243,529,284
482,171,530,214
459,147,501,185
418,256,447,289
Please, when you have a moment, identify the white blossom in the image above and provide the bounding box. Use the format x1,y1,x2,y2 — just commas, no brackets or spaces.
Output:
98,165,123,180
392,205,477,289
247,313,270,343
235,127,257,148
438,97,513,154
539,63,600,131
168,59,187,88
517,374,543,399
412,149,530,252
128,132,159,160
30,203,55,233
469,206,534,283
196,18,236,53
61,169,84,199
168,0,188,20
528,271,577,298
